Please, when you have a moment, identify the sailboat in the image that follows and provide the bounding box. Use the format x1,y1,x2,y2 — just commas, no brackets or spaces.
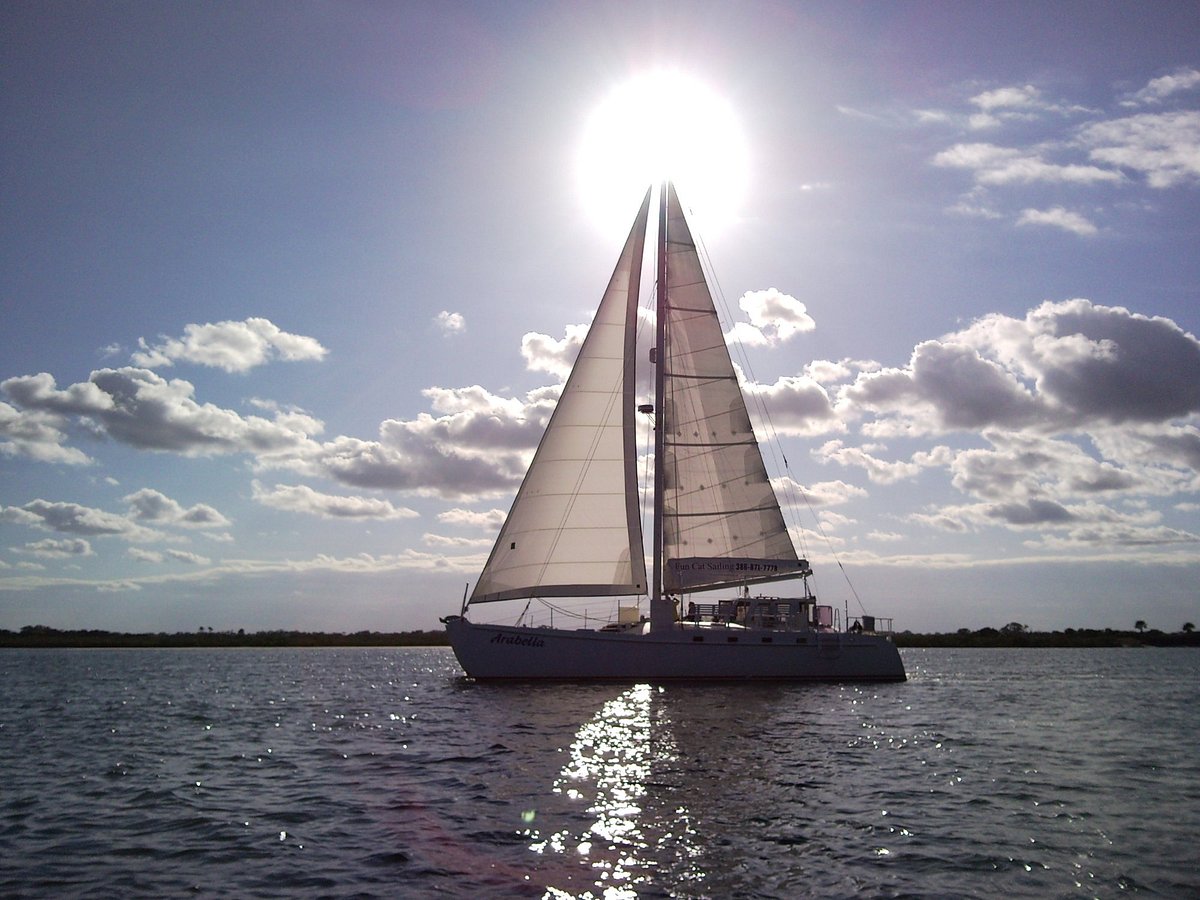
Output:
442,184,905,681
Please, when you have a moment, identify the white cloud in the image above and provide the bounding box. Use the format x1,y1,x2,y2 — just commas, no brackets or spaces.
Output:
1016,206,1098,236
96,580,142,593
251,481,418,520
958,299,1200,426
166,549,211,565
867,531,903,542
843,340,1042,433
435,310,465,334
1079,110,1200,188
730,289,815,346
4,368,322,459
744,375,840,436
296,382,554,499
128,547,217,565
1,499,166,542
0,400,93,465
971,84,1043,111
421,533,493,549
841,300,1200,439
815,440,951,484
933,143,1123,186
947,200,1003,219
130,317,327,372
818,510,855,531
437,508,506,530
124,488,231,528
1122,68,1200,106
13,538,94,558
803,359,857,384
947,432,1141,503
909,495,1199,549
521,322,590,378
778,479,869,507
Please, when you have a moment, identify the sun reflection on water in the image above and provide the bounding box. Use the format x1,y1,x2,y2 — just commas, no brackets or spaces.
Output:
525,684,700,899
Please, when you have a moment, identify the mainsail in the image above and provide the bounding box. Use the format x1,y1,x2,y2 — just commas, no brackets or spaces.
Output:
658,184,804,593
469,189,651,604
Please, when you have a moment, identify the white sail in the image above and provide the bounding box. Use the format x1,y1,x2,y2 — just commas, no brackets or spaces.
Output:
470,189,651,604
659,184,801,593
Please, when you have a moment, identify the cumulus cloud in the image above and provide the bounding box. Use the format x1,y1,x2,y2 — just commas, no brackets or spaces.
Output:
744,375,840,435
130,317,328,372
251,481,419,520
819,296,1200,548
435,310,465,334
961,299,1200,425
124,488,231,528
845,340,1043,433
947,432,1141,503
815,440,952,484
293,382,552,499
727,289,815,346
521,323,590,378
843,300,1200,436
3,368,322,459
0,499,165,542
312,429,524,499
779,479,869,507
1016,206,1098,236
0,400,92,465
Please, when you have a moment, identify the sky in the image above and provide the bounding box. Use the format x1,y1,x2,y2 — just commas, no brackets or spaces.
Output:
2,1,1198,635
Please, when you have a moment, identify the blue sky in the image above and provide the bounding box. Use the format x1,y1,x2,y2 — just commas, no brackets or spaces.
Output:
2,1,1198,634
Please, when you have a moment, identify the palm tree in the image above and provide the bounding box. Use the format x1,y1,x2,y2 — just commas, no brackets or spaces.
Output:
1134,620,1147,634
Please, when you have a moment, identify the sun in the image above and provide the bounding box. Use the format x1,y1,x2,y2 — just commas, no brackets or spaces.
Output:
576,70,750,236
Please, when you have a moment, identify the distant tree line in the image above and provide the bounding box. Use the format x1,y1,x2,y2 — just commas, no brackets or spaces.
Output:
0,625,451,649
2,622,1197,649
893,621,1200,648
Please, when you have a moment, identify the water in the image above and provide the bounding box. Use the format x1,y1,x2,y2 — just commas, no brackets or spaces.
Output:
1,647,1196,898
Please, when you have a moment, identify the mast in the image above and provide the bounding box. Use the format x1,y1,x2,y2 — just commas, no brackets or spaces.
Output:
650,182,672,631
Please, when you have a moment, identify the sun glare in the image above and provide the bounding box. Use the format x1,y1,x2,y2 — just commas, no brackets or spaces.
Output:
576,70,750,236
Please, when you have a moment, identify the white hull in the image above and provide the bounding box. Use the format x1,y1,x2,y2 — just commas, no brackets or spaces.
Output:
443,616,906,682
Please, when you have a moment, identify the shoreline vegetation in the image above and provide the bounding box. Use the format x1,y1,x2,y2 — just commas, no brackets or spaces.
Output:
1,623,1197,649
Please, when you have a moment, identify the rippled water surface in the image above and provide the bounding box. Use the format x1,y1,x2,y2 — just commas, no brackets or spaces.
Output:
1,647,1197,898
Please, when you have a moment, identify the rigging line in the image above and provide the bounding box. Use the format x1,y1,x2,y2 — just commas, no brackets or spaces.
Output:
790,474,869,616
535,598,594,620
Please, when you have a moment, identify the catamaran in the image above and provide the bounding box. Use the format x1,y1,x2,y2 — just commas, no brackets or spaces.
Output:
442,183,905,681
